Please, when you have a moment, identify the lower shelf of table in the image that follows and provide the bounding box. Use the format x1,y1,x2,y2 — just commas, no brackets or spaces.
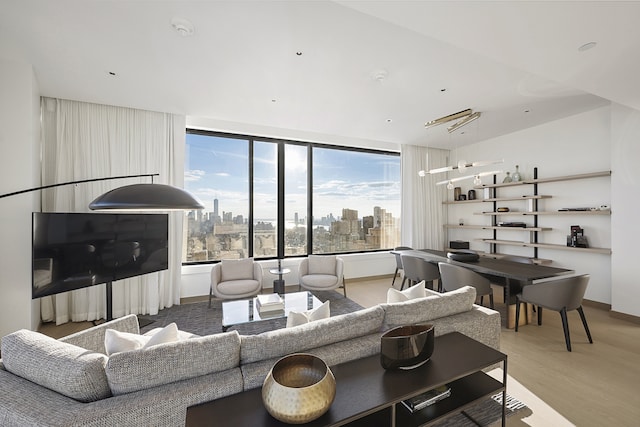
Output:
341,371,503,427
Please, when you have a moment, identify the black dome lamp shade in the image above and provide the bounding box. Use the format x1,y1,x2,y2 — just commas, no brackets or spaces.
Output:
89,183,204,210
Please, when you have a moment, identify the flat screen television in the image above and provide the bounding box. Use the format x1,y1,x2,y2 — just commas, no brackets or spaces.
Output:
32,212,169,299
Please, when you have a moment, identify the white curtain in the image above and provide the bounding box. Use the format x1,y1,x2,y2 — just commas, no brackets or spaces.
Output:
400,145,449,250
39,97,185,325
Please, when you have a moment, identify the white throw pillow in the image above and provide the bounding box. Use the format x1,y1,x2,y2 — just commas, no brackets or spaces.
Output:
143,322,179,349
104,329,150,356
387,281,427,303
286,300,330,327
221,258,254,281
307,255,336,275
104,323,180,355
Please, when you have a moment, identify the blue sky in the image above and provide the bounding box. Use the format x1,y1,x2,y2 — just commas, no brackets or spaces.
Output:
184,133,401,220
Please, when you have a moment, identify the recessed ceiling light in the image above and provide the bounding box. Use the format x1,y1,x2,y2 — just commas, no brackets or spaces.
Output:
386,119,393,123
296,52,303,56
108,71,116,76
171,17,195,37
578,41,597,52
440,88,447,92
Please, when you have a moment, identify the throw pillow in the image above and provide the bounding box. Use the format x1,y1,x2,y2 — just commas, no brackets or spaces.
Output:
286,300,331,327
221,258,254,281
104,323,180,355
387,281,427,303
307,255,336,275
143,322,179,349
104,329,149,356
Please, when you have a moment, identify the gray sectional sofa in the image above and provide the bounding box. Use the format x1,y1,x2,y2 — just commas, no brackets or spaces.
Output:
0,286,500,426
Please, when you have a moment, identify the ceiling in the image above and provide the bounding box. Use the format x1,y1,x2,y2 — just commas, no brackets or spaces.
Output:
1,1,637,149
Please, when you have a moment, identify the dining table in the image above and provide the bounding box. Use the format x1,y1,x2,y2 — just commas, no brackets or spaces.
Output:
392,249,575,326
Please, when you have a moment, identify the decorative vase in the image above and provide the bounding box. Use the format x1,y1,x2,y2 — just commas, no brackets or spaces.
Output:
502,172,512,183
262,354,336,424
468,189,476,200
380,324,435,370
512,165,522,182
454,187,462,201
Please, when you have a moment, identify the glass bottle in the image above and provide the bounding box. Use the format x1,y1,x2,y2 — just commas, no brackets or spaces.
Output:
503,172,512,183
512,165,522,182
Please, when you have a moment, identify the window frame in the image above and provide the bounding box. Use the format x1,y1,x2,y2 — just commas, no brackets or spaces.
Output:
183,128,400,265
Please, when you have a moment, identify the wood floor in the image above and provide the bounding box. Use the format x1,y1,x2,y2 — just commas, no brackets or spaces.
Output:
347,276,640,427
37,276,640,426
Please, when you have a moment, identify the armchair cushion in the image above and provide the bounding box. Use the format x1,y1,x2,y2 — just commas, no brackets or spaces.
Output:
1,329,111,403
308,255,337,275
221,258,255,281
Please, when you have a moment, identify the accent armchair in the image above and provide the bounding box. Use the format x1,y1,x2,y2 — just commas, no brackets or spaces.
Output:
209,258,263,307
298,255,346,297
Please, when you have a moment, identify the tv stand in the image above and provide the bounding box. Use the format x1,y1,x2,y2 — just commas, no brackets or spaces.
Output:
186,332,507,426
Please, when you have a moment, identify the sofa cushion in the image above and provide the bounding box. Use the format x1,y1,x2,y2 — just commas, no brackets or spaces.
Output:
220,258,254,281
381,286,477,328
241,305,385,364
105,330,241,395
387,280,426,302
286,300,330,327
308,255,336,275
0,329,110,403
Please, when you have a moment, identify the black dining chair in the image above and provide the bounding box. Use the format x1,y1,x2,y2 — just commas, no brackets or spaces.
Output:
515,274,593,352
391,246,413,288
438,262,494,309
400,254,440,291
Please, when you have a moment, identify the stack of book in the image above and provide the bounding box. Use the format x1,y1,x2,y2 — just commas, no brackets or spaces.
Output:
401,385,451,413
256,293,284,314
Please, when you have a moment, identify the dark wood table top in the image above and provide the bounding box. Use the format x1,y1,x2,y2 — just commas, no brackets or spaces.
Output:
393,249,574,283
185,332,507,427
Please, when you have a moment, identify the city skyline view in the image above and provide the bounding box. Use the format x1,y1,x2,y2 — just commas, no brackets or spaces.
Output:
184,133,401,220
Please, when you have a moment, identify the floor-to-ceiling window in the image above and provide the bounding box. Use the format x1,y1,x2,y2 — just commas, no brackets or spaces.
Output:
183,129,400,263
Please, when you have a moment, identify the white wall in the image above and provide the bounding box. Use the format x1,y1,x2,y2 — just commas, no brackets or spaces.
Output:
0,60,41,338
447,107,612,306
610,104,640,317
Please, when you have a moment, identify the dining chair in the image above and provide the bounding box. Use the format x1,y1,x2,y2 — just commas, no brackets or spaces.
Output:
391,246,413,288
438,262,494,309
515,274,593,352
401,254,440,291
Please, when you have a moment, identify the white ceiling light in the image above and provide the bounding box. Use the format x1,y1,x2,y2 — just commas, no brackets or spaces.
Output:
436,170,503,187
171,17,195,37
424,109,472,129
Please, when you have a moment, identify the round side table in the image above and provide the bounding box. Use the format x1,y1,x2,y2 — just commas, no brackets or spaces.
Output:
269,267,291,295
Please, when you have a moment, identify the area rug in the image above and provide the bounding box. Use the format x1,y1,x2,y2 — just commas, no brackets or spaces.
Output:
139,290,363,336
433,392,531,427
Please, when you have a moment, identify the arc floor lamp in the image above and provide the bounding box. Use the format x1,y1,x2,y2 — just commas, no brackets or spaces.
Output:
2,173,204,322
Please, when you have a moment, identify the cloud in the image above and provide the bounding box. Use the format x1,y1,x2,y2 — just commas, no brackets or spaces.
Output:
184,169,205,182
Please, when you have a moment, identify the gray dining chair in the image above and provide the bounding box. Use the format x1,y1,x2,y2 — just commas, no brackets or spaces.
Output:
391,246,413,288
438,262,494,309
515,274,593,352
400,254,440,291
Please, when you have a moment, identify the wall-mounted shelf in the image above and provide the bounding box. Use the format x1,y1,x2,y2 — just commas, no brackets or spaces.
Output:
477,239,612,255
475,209,611,216
445,224,551,232
445,168,612,259
474,171,611,189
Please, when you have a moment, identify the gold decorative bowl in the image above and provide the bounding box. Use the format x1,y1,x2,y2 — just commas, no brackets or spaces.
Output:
380,324,435,370
262,353,336,424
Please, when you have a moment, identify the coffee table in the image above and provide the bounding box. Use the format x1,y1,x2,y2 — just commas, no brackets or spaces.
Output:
186,332,507,426
221,291,322,332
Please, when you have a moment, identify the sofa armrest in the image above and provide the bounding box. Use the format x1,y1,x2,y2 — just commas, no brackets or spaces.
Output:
59,314,140,354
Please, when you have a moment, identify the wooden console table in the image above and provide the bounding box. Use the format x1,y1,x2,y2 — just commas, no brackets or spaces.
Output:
186,332,507,426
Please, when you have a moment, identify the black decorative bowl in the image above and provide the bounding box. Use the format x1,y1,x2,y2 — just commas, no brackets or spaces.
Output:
380,324,435,370
447,250,480,262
